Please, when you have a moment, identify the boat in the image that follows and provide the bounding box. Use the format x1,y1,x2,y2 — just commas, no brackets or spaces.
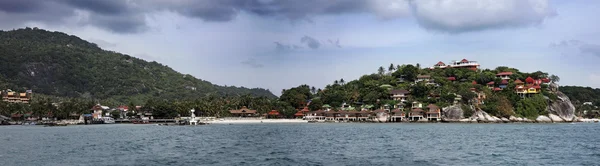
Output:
101,117,115,124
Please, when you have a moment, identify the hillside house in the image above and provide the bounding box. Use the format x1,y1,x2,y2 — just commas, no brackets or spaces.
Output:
390,89,410,102
429,59,480,71
496,72,513,80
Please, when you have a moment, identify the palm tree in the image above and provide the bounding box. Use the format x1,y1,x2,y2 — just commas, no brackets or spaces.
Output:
310,86,316,94
388,63,395,73
378,66,385,75
340,78,345,85
334,80,339,85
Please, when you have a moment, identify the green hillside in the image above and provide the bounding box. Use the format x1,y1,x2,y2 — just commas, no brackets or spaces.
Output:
0,28,275,102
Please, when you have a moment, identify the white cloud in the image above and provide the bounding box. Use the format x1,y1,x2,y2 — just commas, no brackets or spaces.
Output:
409,0,556,33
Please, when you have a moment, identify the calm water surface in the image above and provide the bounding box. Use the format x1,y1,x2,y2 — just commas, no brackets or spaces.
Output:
1,123,599,166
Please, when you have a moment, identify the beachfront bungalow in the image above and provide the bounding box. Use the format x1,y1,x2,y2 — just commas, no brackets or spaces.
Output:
408,108,424,121
390,89,410,102
267,110,281,118
426,104,441,121
90,104,105,119
429,59,480,71
496,72,513,80
304,109,326,120
390,108,405,122
229,106,257,117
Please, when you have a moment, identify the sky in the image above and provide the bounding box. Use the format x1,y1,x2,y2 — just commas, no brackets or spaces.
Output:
1,0,599,96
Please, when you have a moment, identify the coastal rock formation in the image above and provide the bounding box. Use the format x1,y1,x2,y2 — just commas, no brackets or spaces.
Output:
546,83,576,121
536,115,552,123
501,117,510,123
548,114,564,122
441,105,464,121
471,110,498,122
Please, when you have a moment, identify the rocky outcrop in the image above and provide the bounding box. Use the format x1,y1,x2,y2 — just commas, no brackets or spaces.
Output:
546,83,576,121
548,114,564,122
536,115,552,123
470,110,499,123
441,105,464,121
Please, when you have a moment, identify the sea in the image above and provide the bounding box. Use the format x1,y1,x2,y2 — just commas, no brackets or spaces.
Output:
0,123,599,166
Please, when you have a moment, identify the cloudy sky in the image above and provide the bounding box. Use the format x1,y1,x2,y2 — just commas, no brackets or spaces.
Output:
1,0,599,95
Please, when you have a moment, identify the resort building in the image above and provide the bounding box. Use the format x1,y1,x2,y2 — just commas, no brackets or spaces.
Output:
426,104,441,121
390,108,405,122
1,89,32,104
499,79,508,89
429,59,480,71
496,72,513,80
515,77,542,97
408,102,424,121
416,75,435,85
229,106,257,117
486,81,494,89
390,89,410,102
90,104,109,119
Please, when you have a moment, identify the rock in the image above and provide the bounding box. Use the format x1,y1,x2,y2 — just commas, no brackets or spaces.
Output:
442,105,464,120
492,116,502,122
459,118,471,123
470,119,478,123
501,117,510,123
536,115,552,123
546,88,576,120
548,114,564,122
509,116,519,122
522,118,531,123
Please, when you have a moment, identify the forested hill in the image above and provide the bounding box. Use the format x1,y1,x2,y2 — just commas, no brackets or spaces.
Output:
560,86,600,107
0,28,276,102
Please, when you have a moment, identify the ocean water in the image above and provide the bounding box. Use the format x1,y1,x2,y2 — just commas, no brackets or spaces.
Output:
0,123,599,166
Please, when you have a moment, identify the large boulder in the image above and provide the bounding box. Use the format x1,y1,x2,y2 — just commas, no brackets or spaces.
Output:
546,84,576,120
501,117,510,123
471,110,497,122
442,105,464,121
548,114,564,122
536,115,552,123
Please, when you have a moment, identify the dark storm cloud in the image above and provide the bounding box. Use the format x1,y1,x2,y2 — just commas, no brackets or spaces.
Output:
0,0,395,33
301,36,320,49
61,0,131,15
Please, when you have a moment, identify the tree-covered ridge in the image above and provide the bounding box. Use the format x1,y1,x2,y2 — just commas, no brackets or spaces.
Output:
0,27,275,102
280,63,561,119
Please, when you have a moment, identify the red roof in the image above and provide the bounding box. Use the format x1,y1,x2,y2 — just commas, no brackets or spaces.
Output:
533,85,541,89
496,72,513,76
472,81,477,85
487,81,495,85
514,79,523,84
447,77,456,81
300,107,310,112
436,61,445,66
461,59,469,63
493,87,502,91
268,110,280,116
525,77,534,83
500,79,508,85
427,104,439,109
294,111,304,116
541,78,550,83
